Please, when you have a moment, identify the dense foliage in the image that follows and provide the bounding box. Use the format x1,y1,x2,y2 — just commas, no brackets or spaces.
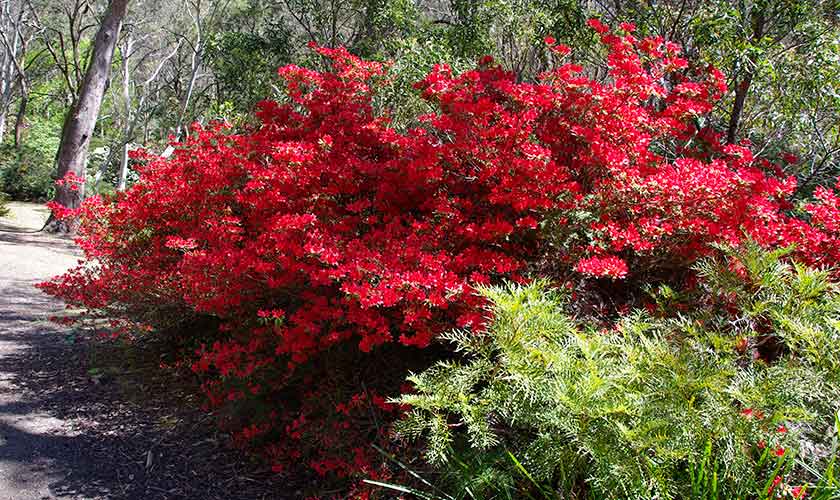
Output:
0,191,9,217
397,244,840,499
2,1,839,201
39,20,840,495
0,118,60,200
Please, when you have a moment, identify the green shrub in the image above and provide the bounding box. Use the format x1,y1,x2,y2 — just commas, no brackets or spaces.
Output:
0,192,9,217
395,244,840,499
0,119,60,200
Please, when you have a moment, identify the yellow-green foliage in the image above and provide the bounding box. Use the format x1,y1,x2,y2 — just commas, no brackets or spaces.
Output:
0,192,9,217
397,244,840,499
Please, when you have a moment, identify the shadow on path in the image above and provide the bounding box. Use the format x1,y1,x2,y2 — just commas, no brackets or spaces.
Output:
1,204,293,499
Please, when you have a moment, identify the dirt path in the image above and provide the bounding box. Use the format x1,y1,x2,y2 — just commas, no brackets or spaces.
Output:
0,203,291,500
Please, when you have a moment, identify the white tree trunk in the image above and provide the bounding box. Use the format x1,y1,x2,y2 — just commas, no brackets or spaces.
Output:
117,34,132,191
118,141,130,190
0,0,18,145
176,0,203,138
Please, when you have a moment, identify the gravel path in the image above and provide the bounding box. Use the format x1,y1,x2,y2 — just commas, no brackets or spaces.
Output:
0,203,292,500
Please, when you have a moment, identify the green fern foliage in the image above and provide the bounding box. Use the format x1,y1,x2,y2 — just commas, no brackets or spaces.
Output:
396,244,840,499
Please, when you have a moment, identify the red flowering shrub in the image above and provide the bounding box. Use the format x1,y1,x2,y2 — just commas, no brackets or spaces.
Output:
40,23,840,487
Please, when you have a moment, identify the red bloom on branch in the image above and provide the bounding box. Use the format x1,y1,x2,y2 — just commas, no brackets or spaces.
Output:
38,22,840,482
587,18,609,34
551,43,571,56
575,256,629,279
768,476,783,495
741,408,766,420
619,22,636,33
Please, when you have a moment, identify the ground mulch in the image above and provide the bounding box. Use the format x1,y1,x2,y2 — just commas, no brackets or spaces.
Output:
0,202,304,499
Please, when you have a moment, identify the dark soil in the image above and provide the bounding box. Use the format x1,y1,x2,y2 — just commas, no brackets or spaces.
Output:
0,203,299,499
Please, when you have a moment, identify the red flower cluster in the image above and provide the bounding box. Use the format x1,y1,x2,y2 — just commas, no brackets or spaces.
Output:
40,22,840,481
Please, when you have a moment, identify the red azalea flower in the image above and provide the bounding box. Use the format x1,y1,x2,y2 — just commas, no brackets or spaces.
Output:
768,476,783,495
552,43,571,56
587,18,609,33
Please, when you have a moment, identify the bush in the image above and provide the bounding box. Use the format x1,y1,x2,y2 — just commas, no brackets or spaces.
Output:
40,21,840,488
0,145,55,201
0,118,60,200
0,192,9,217
398,244,840,499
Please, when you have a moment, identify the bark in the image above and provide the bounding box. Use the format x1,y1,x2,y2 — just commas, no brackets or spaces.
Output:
727,78,753,144
13,81,26,149
117,35,132,191
176,40,201,138
0,1,19,145
44,0,130,233
118,141,130,189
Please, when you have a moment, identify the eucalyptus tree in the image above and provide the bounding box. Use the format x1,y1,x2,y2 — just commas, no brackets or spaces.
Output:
0,0,33,145
45,0,129,232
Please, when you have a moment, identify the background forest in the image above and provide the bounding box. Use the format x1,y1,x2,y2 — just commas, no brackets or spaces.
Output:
1,0,838,200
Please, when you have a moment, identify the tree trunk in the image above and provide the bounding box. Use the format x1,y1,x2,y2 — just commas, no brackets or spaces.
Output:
727,77,752,144
117,34,132,191
0,5,9,145
13,79,27,149
44,0,130,233
176,1,203,139
726,8,765,144
176,47,201,139
0,0,26,147
118,141,130,190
